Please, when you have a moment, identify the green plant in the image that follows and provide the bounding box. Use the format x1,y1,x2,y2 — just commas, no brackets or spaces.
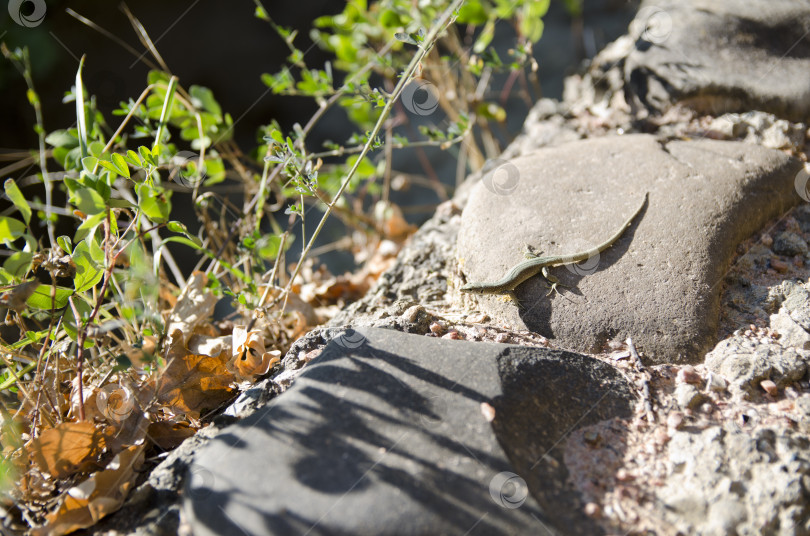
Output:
0,0,549,528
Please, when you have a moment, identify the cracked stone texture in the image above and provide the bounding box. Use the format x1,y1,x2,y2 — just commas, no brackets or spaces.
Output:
658,425,810,535
184,327,634,536
456,134,801,363
624,0,810,122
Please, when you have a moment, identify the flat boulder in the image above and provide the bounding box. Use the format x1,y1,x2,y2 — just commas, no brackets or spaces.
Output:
624,0,810,121
457,134,800,363
184,327,634,535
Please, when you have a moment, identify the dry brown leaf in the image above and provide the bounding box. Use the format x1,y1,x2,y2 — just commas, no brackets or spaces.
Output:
187,332,231,358
146,421,196,450
29,422,105,479
228,326,281,381
165,271,218,347
375,201,416,239
156,338,235,419
37,444,145,536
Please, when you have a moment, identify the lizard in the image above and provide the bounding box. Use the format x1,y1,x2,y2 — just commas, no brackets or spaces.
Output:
459,192,648,305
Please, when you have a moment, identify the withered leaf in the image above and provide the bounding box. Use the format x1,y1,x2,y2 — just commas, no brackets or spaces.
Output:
29,422,105,479
229,326,281,381
156,352,235,419
39,444,145,535
146,421,196,450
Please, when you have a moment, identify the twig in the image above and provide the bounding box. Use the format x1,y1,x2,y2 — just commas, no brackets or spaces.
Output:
626,336,654,423
282,0,465,306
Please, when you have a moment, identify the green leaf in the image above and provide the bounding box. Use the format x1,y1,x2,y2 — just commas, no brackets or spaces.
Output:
136,183,170,223
72,240,104,293
26,285,73,310
111,153,130,178
87,235,105,263
166,221,203,247
124,150,142,167
190,85,222,119
139,145,156,167
457,2,488,24
57,235,72,254
3,251,32,278
4,179,31,225
157,236,203,250
45,130,79,148
74,212,106,243
75,56,88,159
394,32,418,45
0,217,26,246
71,188,106,215
82,156,99,174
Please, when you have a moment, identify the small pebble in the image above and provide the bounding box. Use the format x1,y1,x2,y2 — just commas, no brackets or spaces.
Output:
466,312,489,324
429,322,444,335
612,351,631,361
773,231,808,257
616,468,634,481
441,330,461,340
677,365,702,385
761,233,773,247
706,372,728,392
402,305,424,323
584,503,601,518
675,383,704,410
480,402,496,422
761,379,779,396
770,258,790,273
667,411,685,431
494,332,509,343
584,430,601,446
304,349,321,363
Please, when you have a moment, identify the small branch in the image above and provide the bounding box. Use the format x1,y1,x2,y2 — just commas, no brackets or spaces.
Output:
626,336,654,423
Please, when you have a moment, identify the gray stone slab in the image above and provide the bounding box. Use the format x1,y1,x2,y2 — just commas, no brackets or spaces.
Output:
184,327,634,535
624,0,810,121
456,134,801,363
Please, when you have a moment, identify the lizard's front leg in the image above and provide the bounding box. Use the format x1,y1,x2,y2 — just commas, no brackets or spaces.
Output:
541,266,568,297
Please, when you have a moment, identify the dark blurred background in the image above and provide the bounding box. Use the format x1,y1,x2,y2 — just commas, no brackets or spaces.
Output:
0,0,637,158
0,0,638,274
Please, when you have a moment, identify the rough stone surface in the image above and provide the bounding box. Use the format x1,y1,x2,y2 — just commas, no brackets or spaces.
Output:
675,383,704,410
456,134,801,363
624,0,810,122
704,335,809,399
770,312,810,351
184,327,635,536
657,426,810,535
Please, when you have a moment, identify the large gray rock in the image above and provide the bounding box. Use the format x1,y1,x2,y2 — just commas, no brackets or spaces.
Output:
624,0,810,121
184,327,635,535
456,134,801,363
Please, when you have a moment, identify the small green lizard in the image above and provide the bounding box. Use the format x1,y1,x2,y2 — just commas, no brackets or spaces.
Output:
460,193,648,304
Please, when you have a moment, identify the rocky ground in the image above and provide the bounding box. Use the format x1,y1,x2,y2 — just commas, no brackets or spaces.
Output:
73,1,810,534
